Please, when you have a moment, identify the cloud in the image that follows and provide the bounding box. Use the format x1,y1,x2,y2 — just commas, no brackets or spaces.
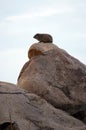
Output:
0,4,75,37
0,48,28,83
6,10,56,21
5,5,74,22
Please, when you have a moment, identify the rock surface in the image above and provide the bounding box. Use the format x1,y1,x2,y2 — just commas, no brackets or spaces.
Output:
17,43,86,118
0,81,86,130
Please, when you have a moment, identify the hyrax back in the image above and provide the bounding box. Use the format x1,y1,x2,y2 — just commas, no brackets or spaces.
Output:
33,33,53,43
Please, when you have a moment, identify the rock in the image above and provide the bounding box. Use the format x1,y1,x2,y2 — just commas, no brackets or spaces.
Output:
28,42,57,59
0,81,86,130
17,42,86,119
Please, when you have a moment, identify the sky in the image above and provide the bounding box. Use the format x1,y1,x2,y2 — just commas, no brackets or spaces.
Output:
0,0,86,84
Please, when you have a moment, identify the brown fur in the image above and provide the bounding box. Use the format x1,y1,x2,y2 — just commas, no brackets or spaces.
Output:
33,33,53,43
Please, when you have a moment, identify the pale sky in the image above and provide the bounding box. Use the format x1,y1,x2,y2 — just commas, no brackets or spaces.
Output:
0,0,86,83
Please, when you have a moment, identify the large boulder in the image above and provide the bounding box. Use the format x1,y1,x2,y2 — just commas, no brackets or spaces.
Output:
17,43,86,117
0,81,86,130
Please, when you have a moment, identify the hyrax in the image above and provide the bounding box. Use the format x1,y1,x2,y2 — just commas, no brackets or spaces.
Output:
33,33,53,43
